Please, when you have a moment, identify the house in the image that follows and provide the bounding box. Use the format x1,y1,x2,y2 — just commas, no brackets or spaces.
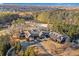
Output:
39,31,50,39
29,29,40,38
50,32,69,43
19,30,26,39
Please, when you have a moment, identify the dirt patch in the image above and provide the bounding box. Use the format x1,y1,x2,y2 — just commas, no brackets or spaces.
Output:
33,39,79,56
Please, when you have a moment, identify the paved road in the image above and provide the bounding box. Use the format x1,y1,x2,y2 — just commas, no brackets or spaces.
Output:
6,47,16,56
6,38,52,56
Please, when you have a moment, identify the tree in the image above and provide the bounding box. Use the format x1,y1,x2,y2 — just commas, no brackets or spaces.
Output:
37,12,49,23
0,35,11,56
24,46,37,56
15,41,21,55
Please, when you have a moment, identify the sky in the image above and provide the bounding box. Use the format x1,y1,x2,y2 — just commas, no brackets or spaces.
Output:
2,3,79,7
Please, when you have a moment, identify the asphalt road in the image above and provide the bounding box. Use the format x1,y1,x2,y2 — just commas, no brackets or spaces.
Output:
6,38,52,56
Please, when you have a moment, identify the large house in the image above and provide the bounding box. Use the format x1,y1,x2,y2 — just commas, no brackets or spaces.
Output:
50,32,69,43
